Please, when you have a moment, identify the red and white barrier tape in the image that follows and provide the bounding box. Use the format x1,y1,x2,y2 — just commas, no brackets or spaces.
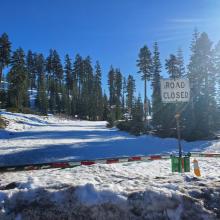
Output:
0,152,220,173
191,152,220,158
0,155,170,172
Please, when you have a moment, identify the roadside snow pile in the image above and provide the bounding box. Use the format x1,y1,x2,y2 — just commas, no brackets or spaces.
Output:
0,158,220,219
0,110,219,166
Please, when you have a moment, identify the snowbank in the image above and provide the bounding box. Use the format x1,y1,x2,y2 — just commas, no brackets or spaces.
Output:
0,158,220,219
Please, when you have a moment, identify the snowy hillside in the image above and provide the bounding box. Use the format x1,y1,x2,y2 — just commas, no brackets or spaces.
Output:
0,111,220,219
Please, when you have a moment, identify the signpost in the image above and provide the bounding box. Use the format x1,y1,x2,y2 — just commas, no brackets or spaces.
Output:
160,78,190,172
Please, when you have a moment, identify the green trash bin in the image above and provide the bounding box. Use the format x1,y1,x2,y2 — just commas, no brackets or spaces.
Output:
171,155,190,173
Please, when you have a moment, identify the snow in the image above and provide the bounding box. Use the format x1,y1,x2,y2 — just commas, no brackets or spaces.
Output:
0,110,218,166
0,111,220,219
28,89,37,109
0,158,220,219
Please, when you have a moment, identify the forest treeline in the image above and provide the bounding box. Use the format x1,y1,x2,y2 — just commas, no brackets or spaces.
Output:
0,30,220,140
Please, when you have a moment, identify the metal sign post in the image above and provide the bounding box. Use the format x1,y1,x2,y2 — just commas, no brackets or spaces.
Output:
160,78,190,173
175,113,182,158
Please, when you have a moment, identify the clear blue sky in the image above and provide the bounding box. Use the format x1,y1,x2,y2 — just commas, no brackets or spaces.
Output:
1,0,220,97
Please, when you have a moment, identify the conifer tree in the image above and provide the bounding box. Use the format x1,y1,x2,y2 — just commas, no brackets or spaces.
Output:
0,33,11,87
35,54,48,114
126,74,135,114
214,41,220,126
130,95,144,135
46,49,55,112
108,66,116,106
52,51,63,115
102,93,109,121
137,45,152,121
165,54,180,79
81,56,93,119
176,48,185,77
0,74,7,108
73,54,83,99
8,48,29,110
64,54,73,94
60,85,71,115
26,50,37,90
72,54,83,115
187,32,217,137
46,49,63,113
94,61,103,120
115,69,122,120
184,29,200,138
151,42,163,128
122,77,127,114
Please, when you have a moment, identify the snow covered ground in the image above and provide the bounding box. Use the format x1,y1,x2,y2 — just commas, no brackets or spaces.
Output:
0,111,218,166
0,158,220,219
0,111,220,219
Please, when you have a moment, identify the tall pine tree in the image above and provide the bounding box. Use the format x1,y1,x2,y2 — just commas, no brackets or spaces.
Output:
8,48,29,110
35,53,48,114
126,74,135,115
26,50,37,90
151,42,162,128
137,45,152,121
0,33,11,87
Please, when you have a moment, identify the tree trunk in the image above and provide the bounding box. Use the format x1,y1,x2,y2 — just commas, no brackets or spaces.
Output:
0,67,2,87
144,79,147,121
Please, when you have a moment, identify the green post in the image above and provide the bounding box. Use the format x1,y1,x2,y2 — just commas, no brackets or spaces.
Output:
171,155,190,173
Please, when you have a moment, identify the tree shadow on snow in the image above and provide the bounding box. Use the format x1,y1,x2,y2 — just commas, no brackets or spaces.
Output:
0,134,209,166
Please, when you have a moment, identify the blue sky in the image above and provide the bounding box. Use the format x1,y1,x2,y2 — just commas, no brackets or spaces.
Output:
1,0,220,97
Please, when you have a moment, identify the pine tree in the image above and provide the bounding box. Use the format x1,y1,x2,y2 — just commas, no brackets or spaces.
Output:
35,54,48,114
176,48,185,77
72,54,83,115
137,45,152,121
73,54,83,99
46,49,63,113
187,32,217,138
214,41,220,127
165,54,180,79
185,29,200,138
0,31,10,116
81,56,93,119
130,95,144,135
126,74,135,115
102,92,109,121
46,49,55,112
0,33,11,87
122,77,127,115
7,48,29,110
94,61,103,120
115,69,122,120
26,50,37,90
0,74,7,108
60,85,71,115
64,54,73,94
214,41,220,106
151,42,163,128
108,66,116,106
52,50,63,113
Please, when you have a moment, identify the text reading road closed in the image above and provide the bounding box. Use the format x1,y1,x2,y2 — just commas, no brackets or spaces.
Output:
160,79,190,103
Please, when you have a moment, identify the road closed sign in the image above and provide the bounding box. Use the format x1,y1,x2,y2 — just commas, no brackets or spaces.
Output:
160,78,190,103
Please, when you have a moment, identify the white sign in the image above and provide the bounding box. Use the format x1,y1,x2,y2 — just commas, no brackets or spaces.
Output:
160,78,190,103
